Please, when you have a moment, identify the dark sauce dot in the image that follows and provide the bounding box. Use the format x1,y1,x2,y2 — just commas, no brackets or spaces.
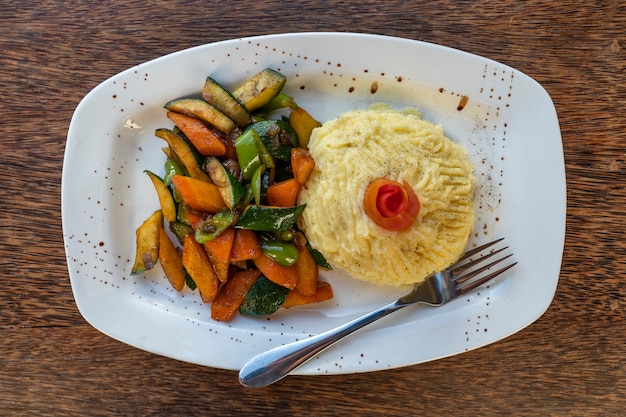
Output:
457,95,469,111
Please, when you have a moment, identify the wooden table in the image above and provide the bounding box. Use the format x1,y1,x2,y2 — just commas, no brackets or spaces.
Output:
2,1,624,415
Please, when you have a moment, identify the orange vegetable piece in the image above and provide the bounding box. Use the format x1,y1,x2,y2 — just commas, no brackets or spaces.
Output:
182,234,219,302
203,227,236,283
291,148,315,185
171,174,226,214
230,229,262,262
294,241,319,296
211,269,261,321
167,111,227,156
253,254,298,290
265,178,300,207
185,210,202,230
283,281,333,308
363,178,420,231
159,227,186,292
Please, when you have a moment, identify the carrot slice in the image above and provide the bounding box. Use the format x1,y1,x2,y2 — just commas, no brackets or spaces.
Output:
253,254,298,290
167,111,227,156
182,234,219,302
294,241,318,296
211,269,261,321
159,227,185,292
283,281,333,308
185,211,202,230
291,147,315,185
230,229,262,262
203,227,236,283
265,178,300,207
171,174,226,214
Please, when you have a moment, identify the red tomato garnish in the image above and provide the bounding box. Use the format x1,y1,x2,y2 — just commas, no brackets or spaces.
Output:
364,178,420,231
376,184,408,217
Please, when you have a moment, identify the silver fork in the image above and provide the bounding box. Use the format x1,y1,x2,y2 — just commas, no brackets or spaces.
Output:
239,238,516,388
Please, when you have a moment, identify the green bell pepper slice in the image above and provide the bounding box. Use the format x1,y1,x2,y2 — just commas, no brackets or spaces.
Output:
235,129,274,181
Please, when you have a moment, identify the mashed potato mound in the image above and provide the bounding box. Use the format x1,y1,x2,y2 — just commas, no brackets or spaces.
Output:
298,105,475,287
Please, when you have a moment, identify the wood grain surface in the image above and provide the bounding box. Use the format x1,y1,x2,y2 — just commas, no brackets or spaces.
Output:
1,0,624,415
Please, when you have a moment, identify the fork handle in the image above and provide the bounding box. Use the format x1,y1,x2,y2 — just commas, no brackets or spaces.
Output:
238,299,407,388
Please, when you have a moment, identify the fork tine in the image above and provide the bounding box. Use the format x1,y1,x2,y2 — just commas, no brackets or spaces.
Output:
457,237,504,261
454,251,512,284
451,246,509,276
457,260,517,295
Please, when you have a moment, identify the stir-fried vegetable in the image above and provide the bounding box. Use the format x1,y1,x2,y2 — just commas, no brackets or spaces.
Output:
132,68,333,321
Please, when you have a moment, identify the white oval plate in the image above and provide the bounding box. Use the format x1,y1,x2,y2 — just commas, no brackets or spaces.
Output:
63,33,565,374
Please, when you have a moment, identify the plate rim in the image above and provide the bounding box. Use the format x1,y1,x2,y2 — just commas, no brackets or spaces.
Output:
62,31,566,374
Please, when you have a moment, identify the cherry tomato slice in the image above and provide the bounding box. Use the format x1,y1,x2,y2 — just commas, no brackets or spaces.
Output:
364,179,419,231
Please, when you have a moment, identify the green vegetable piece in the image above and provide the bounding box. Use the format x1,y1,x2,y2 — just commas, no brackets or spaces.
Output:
235,129,263,181
247,120,298,161
235,183,255,212
155,128,210,183
195,209,234,244
260,240,299,266
307,242,332,270
255,93,298,114
169,221,194,245
232,68,287,112
235,205,306,231
204,156,246,209
176,203,199,226
201,76,252,128
273,230,294,242
257,142,274,169
163,158,185,187
164,97,236,134
251,164,266,206
184,271,197,290
239,275,289,316
234,129,274,182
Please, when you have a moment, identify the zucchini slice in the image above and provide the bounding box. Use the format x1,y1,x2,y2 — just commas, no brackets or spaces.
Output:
235,205,305,231
169,221,194,245
204,156,246,209
154,128,211,184
202,77,252,128
247,120,298,161
165,98,236,134
232,68,287,112
239,275,289,316
131,210,163,275
144,170,177,223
